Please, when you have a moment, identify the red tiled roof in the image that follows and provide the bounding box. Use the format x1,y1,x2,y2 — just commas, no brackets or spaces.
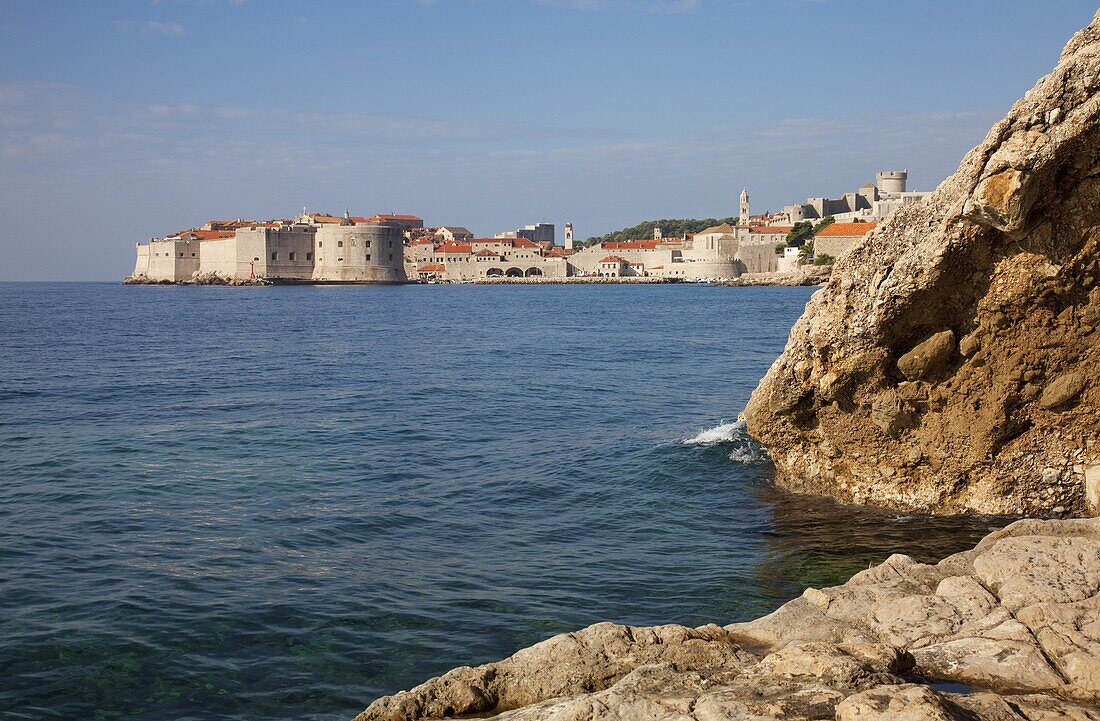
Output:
816,222,878,237
369,213,424,223
310,213,369,224
411,237,435,246
697,223,737,235
474,249,499,257
418,263,446,272
600,255,627,263
173,230,235,240
605,240,659,250
512,238,539,248
438,243,472,254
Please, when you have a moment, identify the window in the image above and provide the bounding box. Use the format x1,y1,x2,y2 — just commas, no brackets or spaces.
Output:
389,254,394,261
318,241,323,248
271,252,279,260
365,254,371,261
366,240,371,248
289,252,296,261
337,257,344,262
337,240,344,248
306,252,313,261
179,252,184,257
253,257,260,261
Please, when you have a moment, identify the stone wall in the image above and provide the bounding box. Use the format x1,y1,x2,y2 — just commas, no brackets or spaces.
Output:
313,225,407,282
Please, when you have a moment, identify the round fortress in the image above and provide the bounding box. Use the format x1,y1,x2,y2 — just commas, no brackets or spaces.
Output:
874,170,908,194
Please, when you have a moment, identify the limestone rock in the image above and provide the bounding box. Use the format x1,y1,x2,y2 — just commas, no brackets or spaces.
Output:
834,685,971,721
1040,372,1087,409
353,519,1100,721
743,11,1100,517
897,331,955,381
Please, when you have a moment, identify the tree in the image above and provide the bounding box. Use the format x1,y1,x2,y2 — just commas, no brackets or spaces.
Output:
798,239,815,265
774,243,787,256
814,216,835,233
786,221,814,247
813,253,835,266
583,217,741,246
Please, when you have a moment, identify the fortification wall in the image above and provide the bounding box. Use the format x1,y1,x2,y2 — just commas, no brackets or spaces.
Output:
133,244,150,277
814,235,861,259
312,224,407,282
198,237,239,277
236,227,315,280
736,243,779,274
143,239,200,281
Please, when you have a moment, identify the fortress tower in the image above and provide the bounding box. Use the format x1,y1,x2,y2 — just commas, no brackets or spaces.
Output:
739,189,750,225
875,170,908,194
564,222,574,250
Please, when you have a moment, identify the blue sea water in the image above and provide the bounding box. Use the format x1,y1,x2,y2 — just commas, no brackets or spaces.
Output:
0,283,1009,721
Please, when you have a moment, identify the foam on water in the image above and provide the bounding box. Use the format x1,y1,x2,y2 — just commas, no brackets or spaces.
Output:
683,419,769,464
683,420,744,446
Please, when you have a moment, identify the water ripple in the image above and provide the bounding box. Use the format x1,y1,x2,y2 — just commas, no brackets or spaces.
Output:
0,283,1011,721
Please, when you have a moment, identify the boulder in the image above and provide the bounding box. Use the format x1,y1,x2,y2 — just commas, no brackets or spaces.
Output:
897,331,955,381
1040,372,1087,409
743,11,1100,516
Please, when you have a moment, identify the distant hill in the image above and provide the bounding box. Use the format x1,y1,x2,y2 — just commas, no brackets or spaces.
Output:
581,218,740,248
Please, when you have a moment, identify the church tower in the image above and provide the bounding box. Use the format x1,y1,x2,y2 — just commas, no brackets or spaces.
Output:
564,222,574,250
739,189,750,225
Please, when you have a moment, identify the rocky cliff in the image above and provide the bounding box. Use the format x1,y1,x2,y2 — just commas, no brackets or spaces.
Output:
354,518,1100,721
744,13,1100,517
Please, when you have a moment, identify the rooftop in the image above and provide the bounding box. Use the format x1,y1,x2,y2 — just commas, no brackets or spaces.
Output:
816,222,878,237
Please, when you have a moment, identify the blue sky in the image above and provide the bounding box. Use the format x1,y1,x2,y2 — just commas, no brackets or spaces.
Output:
1,0,1097,280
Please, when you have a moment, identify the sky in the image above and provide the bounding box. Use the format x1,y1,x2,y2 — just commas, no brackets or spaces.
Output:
0,0,1097,280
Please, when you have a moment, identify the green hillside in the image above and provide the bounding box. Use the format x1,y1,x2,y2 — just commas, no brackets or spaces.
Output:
581,218,740,248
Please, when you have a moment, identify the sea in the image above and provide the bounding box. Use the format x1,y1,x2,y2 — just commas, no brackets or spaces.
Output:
0,282,1012,721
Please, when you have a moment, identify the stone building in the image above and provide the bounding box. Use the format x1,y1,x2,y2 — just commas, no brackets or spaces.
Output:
495,222,555,245
773,170,929,225
131,211,408,283
813,221,878,259
405,236,568,280
365,214,424,232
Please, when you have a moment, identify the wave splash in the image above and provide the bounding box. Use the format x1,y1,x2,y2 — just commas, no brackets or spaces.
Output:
683,419,769,464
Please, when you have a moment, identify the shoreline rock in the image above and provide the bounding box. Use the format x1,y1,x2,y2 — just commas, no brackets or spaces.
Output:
722,265,833,287
353,518,1100,720
743,12,1100,517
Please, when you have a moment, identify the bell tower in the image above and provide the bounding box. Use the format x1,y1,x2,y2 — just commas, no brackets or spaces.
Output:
564,222,574,250
739,188,750,225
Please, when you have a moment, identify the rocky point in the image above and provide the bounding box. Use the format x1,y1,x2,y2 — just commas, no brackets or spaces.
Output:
744,11,1100,517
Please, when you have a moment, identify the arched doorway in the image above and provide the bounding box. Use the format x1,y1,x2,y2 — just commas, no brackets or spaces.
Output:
524,267,543,277
504,267,523,277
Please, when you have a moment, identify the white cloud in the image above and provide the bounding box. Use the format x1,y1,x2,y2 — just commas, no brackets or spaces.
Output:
0,79,995,279
532,0,700,12
114,19,187,36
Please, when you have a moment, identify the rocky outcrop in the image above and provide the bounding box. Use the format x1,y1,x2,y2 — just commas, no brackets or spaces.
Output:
122,272,267,286
354,518,1100,720
743,13,1100,516
724,265,833,287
